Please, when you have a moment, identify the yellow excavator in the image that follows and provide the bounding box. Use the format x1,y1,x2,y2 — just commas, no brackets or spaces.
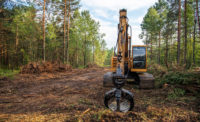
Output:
104,9,154,112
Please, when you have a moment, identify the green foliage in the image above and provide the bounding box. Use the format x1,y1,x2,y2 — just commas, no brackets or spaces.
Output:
168,88,185,100
0,1,109,69
104,48,113,66
161,71,200,85
148,64,200,89
141,0,200,67
141,7,161,37
69,10,107,67
0,69,19,78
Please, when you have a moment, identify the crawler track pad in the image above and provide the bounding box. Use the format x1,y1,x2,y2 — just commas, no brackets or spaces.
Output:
138,73,155,89
103,72,155,89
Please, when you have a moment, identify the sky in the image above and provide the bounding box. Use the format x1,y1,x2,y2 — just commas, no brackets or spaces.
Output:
80,0,157,49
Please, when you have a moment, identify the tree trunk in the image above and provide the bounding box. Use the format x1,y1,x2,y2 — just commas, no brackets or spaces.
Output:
5,43,8,66
43,0,46,62
177,0,181,65
158,31,161,64
169,34,173,63
76,39,78,67
84,33,86,68
196,0,200,33
15,24,19,67
15,25,19,48
63,0,67,63
150,35,153,61
184,0,187,65
165,35,169,68
66,0,70,64
93,39,94,63
193,12,197,65
0,32,3,67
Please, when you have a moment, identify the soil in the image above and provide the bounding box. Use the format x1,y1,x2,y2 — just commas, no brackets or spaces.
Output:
0,68,199,121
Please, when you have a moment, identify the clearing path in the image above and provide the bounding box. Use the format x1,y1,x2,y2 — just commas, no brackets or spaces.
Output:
0,68,199,121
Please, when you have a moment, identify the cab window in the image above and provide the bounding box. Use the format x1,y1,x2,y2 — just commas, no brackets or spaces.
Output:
132,47,146,69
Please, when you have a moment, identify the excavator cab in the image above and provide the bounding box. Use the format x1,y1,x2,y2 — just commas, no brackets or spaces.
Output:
131,45,147,72
111,45,147,73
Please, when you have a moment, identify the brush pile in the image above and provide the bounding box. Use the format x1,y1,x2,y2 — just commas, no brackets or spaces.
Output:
20,61,72,74
86,63,100,68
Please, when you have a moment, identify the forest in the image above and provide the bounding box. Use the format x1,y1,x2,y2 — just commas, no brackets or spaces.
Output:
0,0,110,70
141,0,200,68
0,0,200,121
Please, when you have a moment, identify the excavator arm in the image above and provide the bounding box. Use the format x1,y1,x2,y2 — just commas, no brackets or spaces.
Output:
103,9,155,112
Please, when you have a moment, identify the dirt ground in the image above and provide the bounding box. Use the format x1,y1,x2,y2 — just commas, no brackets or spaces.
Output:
0,68,199,121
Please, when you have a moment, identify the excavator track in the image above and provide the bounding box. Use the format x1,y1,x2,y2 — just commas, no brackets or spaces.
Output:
138,73,155,89
103,72,155,89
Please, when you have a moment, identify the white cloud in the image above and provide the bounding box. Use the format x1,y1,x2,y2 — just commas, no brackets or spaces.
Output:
81,0,157,11
81,0,157,48
129,16,144,24
92,17,118,47
112,15,119,22
100,25,118,48
93,9,109,18
132,27,144,45
91,16,145,48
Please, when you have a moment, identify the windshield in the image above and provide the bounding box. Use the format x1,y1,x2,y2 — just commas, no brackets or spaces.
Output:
133,47,146,69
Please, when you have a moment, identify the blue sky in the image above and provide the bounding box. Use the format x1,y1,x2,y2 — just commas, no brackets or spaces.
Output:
80,0,157,49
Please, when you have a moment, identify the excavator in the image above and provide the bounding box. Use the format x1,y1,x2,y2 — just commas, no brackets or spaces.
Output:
104,9,154,112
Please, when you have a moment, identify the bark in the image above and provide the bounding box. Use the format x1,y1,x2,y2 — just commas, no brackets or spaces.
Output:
63,0,67,63
15,24,19,67
177,0,181,65
5,42,8,66
15,25,19,49
196,0,200,33
43,0,46,62
158,31,161,64
150,35,153,60
165,35,169,68
0,31,3,67
0,45,2,67
169,34,173,63
193,13,197,65
66,0,70,63
184,0,187,65
84,33,86,68
93,39,94,63
76,39,78,67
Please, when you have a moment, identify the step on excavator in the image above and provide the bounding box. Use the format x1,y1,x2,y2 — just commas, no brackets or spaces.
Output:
104,9,155,112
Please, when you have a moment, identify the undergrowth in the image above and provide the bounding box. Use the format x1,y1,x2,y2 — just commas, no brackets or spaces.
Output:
167,88,186,100
0,69,19,78
148,63,200,86
161,71,200,85
148,64,200,100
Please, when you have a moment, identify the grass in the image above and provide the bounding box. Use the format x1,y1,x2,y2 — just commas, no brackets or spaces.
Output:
0,68,19,78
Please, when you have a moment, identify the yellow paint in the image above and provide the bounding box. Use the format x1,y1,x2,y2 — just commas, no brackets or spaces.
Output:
131,68,147,72
109,10,148,74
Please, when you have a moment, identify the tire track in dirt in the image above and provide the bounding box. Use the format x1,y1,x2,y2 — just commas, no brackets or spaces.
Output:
0,68,108,114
